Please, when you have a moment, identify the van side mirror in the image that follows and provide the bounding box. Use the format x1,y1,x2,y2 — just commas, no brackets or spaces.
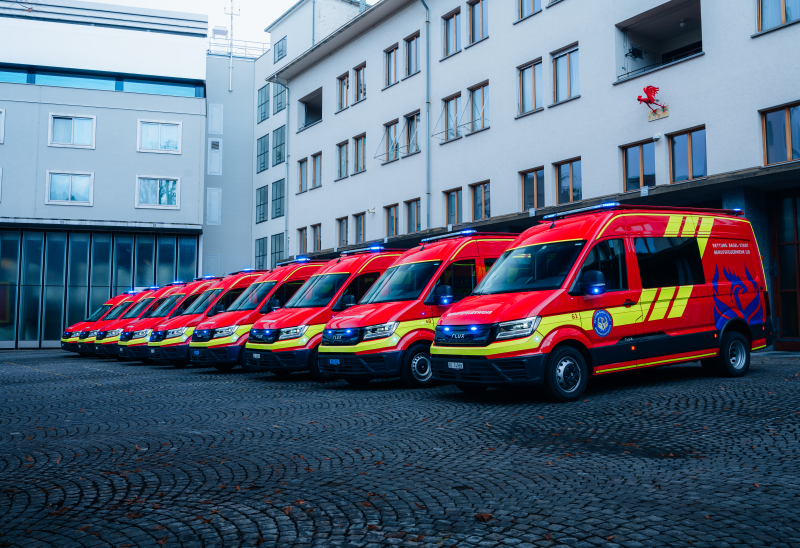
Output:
171,308,184,317
435,284,454,306
267,298,281,311
341,294,356,308
580,270,606,296
208,303,226,316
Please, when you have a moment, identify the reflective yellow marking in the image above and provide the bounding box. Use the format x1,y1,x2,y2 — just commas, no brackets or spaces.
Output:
753,344,766,351
664,216,684,237
696,217,714,257
639,288,658,320
648,287,676,321
508,239,583,251
667,286,693,318
680,216,699,237
599,352,716,374
357,254,401,273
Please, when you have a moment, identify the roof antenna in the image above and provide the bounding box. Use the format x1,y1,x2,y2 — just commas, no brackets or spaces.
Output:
549,218,556,229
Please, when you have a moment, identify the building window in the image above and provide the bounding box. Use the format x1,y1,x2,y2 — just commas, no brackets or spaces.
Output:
270,234,284,268
299,159,308,192
256,135,268,173
519,61,542,114
50,115,95,148
386,205,398,237
406,112,420,154
257,85,269,123
470,83,489,131
556,158,582,204
385,46,398,87
0,108,5,144
670,127,707,182
759,0,800,31
273,82,287,114
338,74,349,110
443,10,461,57
623,142,656,191
137,120,180,153
518,0,541,19
272,179,285,218
468,0,488,44
338,217,348,247
256,185,268,223
136,177,178,209
312,153,322,188
273,126,286,166
406,34,419,75
445,189,462,225
337,142,348,178
553,48,579,103
354,134,366,172
472,182,490,220
298,227,307,255
274,36,287,62
445,95,461,141
354,213,366,244
763,104,800,165
522,169,544,210
312,224,322,251
47,171,93,205
354,65,366,102
386,121,399,161
255,237,268,270
407,199,421,233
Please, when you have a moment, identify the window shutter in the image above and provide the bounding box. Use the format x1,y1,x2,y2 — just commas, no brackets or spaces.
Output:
207,138,222,175
206,187,222,225
208,104,223,134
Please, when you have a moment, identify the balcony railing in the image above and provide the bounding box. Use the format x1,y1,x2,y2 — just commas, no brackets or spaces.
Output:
616,47,703,82
208,39,269,59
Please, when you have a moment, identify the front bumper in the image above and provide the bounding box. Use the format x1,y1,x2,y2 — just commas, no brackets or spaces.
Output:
431,352,547,386
119,344,151,360
61,341,80,352
148,344,189,362
76,342,96,354
94,343,119,357
190,345,242,365
244,348,312,372
318,350,403,378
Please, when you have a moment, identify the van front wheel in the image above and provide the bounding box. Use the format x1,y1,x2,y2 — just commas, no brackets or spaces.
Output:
400,345,433,388
716,332,750,378
543,346,588,402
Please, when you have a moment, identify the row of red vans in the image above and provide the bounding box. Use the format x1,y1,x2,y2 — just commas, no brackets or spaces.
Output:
61,204,774,401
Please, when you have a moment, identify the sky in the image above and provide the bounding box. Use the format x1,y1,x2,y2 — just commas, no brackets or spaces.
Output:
95,0,299,45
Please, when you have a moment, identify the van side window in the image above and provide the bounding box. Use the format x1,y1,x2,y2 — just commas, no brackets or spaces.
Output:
577,239,628,291
274,280,305,307
484,258,497,270
634,237,705,288
171,293,199,317
220,288,246,310
342,272,381,303
433,260,477,302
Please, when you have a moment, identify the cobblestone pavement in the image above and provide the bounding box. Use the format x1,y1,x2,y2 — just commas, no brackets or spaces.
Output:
1,350,799,548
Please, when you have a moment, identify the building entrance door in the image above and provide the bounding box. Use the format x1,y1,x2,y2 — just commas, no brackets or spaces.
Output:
773,195,800,351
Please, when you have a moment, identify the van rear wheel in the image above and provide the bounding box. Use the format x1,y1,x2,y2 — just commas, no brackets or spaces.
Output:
542,346,588,403
715,331,751,378
400,345,433,388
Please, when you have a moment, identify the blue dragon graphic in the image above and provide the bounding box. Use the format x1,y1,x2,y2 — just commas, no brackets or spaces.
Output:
712,266,763,330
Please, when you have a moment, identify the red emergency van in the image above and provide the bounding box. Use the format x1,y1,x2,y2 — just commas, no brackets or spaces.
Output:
430,204,773,402
73,292,141,354
94,286,172,357
244,247,401,379
318,231,515,387
189,259,327,370
117,280,212,361
147,271,262,367
61,292,130,353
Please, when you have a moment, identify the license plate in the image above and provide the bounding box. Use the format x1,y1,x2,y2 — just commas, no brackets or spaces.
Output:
253,353,261,359
150,349,155,354
330,359,340,365
448,362,464,370
193,350,200,355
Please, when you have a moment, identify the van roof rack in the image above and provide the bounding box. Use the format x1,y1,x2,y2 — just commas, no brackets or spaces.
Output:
339,245,404,256
419,229,514,244
541,202,745,221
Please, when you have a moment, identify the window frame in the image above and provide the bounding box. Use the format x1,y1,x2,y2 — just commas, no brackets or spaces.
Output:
298,227,308,255
555,157,582,205
406,199,421,233
48,113,97,149
668,125,707,183
444,187,463,225
469,82,489,131
443,9,461,57
273,82,287,114
354,213,366,244
385,45,398,87
354,64,367,102
312,224,322,252
405,33,420,76
354,134,367,172
45,170,94,206
386,204,399,237
256,135,269,173
337,217,349,247
136,119,181,154
0,108,4,144
270,233,284,268
134,175,180,210
520,167,545,210
444,93,461,141
385,120,399,161
298,158,308,192
518,59,542,115
517,0,541,20
471,181,490,221
406,111,420,154
255,237,269,270
257,84,269,123
271,179,285,219
255,185,268,223
762,103,800,166
757,0,798,31
272,125,286,166
311,153,322,188
621,139,656,191
552,46,579,103
274,36,287,63
337,73,349,111
468,0,488,44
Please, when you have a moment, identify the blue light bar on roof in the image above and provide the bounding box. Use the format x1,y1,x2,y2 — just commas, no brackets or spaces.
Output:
204,275,216,279
242,268,254,272
420,229,478,244
171,280,185,285
147,286,159,290
541,202,620,220
341,245,385,255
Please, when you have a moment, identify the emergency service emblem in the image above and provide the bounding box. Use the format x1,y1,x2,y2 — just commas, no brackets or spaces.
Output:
593,309,613,337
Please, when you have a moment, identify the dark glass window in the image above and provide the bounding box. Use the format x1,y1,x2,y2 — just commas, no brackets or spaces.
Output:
340,272,381,304
260,280,305,311
270,234,284,268
522,169,544,210
273,82,287,114
431,260,477,302
255,237,268,270
257,135,268,173
272,179,285,218
257,84,269,123
634,237,705,288
273,126,286,166
219,288,245,311
256,186,268,223
576,239,628,291
274,37,287,62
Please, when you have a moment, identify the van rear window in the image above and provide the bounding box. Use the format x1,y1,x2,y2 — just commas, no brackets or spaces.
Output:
634,237,704,288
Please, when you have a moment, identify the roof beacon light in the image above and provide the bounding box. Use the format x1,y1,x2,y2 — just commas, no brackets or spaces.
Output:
420,229,478,244
171,280,185,285
148,286,160,290
341,245,387,256
541,202,620,220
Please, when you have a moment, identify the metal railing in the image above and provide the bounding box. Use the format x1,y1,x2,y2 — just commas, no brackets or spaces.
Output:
208,38,269,59
616,47,703,82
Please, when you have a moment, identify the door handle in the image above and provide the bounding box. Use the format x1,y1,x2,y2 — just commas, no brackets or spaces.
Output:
623,300,637,308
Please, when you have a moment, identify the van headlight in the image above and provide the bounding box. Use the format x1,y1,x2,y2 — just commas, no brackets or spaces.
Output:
132,329,151,339
279,325,309,340
107,329,123,337
88,330,98,337
495,317,541,341
166,327,188,339
213,325,238,338
363,322,399,341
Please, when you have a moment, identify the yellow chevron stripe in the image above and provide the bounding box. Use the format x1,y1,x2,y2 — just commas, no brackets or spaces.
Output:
639,288,658,319
667,286,694,318
696,217,714,257
680,216,699,237
664,216,684,237
647,287,675,321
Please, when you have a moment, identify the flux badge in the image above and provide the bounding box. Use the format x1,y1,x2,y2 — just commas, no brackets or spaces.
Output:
593,309,613,337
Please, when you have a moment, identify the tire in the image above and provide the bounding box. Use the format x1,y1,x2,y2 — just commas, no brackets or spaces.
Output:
715,331,750,378
456,383,487,394
307,348,333,381
344,377,371,386
399,345,434,388
542,346,588,403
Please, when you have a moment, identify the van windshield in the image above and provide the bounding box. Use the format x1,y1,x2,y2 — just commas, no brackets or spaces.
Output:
361,261,441,304
473,241,586,295
122,298,155,319
285,273,349,308
104,302,133,321
87,304,112,322
182,289,222,315
149,294,183,318
229,281,277,311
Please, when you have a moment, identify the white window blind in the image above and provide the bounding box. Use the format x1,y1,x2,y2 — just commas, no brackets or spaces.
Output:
206,187,222,225
208,104,223,134
207,139,222,175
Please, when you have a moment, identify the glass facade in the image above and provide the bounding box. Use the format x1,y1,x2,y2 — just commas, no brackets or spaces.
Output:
0,230,198,348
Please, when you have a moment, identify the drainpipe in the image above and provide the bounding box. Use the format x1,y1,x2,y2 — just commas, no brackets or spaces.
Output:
419,0,430,230
283,78,290,257
312,0,316,45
